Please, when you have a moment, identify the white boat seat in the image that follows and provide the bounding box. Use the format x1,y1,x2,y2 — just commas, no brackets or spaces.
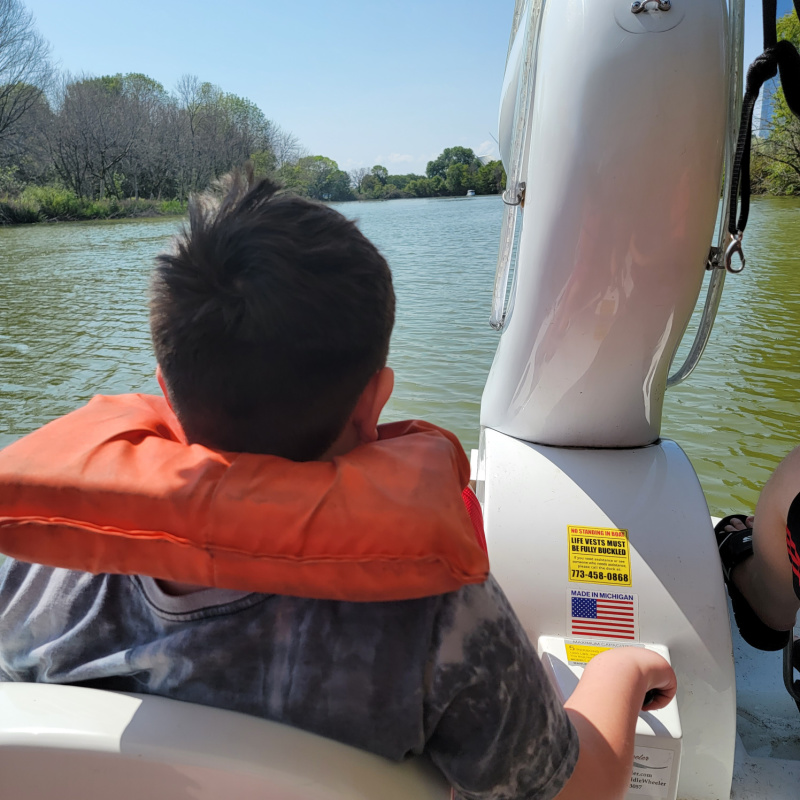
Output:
0,683,450,800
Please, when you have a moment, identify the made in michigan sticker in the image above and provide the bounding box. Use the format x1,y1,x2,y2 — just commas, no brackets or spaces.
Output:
568,525,632,586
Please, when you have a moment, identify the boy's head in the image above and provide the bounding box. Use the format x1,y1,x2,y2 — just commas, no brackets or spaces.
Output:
150,169,395,461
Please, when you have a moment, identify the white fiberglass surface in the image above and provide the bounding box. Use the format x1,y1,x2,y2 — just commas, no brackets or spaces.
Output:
482,0,728,447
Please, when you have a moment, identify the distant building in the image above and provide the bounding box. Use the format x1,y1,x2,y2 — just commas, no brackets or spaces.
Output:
753,0,795,136
477,154,495,166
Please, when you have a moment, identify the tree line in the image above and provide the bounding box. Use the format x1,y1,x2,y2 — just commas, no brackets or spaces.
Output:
19,74,293,194
348,147,505,201
288,147,506,203
0,0,505,223
7,0,800,225
0,68,303,214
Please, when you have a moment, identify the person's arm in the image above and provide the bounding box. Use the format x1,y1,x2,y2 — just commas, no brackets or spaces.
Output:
743,444,800,629
424,578,676,800
555,648,676,800
723,445,800,632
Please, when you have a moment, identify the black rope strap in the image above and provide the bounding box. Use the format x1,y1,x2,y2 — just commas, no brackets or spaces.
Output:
728,0,800,241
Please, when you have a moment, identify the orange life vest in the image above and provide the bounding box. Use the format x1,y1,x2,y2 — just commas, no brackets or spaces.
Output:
0,394,489,602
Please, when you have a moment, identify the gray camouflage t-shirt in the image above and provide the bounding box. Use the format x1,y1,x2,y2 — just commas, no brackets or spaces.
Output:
0,560,577,799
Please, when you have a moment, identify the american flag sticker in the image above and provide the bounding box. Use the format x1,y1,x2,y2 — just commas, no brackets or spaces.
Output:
568,588,639,641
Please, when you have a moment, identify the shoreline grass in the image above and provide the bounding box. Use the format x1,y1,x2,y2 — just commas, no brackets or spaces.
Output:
0,187,187,225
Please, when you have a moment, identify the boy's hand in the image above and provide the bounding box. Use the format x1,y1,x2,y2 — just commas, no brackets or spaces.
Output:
636,649,677,711
632,649,677,710
557,647,677,800
583,646,676,712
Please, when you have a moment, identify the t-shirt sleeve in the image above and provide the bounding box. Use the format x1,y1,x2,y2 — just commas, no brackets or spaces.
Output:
423,576,579,800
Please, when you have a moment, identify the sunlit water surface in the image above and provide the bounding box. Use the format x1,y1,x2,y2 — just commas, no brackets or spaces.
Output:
2,195,800,516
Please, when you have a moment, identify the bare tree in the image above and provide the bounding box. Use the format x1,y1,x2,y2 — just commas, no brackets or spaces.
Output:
45,73,89,197
0,83,52,179
174,74,204,198
268,124,304,169
0,0,53,142
174,75,285,197
119,73,171,199
48,74,147,199
349,167,369,192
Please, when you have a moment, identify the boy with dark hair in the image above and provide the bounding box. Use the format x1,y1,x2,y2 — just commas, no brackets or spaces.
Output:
150,171,396,462
0,170,675,800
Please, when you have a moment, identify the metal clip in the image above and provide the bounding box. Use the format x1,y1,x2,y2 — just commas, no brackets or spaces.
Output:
705,246,723,271
502,181,526,207
631,0,671,13
724,233,746,273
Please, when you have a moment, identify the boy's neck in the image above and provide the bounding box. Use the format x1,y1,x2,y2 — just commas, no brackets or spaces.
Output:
319,417,365,461
157,579,206,596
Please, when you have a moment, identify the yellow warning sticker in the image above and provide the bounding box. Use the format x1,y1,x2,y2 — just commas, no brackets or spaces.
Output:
564,643,611,665
568,525,632,586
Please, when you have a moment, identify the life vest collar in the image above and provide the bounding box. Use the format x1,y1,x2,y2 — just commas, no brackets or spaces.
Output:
0,394,488,602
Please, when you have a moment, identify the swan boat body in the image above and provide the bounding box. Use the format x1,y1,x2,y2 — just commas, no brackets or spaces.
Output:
1,1,799,798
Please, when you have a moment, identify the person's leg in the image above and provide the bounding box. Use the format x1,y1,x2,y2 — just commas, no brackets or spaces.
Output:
727,445,800,632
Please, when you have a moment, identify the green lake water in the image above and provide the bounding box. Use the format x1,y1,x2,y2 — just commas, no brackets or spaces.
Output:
1,195,799,516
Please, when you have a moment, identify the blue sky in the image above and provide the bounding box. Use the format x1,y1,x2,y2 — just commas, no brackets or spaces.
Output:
23,1,775,176
23,0,515,175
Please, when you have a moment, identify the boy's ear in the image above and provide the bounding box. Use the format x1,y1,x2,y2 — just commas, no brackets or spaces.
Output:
155,365,174,412
351,367,394,444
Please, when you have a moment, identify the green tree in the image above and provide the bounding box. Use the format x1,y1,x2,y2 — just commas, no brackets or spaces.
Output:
429,175,446,196
358,168,401,199
755,10,800,194
476,160,506,195
283,155,353,201
426,146,479,179
325,168,354,201
371,164,388,185
445,163,470,195
250,149,277,177
381,183,404,199
359,172,379,196
386,173,416,190
777,10,800,52
404,178,430,197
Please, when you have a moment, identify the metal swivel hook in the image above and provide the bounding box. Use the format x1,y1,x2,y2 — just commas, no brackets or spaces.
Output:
724,232,746,274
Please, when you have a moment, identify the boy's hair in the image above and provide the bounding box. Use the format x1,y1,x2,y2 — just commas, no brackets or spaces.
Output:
150,169,395,461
